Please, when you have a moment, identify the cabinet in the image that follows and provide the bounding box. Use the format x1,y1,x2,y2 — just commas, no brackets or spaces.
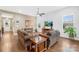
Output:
42,28,53,34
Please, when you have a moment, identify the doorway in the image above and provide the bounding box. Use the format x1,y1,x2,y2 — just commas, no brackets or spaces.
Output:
2,17,13,33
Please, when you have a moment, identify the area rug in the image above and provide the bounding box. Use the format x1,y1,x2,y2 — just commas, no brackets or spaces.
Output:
63,48,75,52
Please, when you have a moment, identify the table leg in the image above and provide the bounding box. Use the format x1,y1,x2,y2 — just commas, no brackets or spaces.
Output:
36,44,38,52
44,40,47,50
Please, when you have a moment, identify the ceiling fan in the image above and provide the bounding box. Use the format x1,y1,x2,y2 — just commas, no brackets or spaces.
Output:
36,8,45,17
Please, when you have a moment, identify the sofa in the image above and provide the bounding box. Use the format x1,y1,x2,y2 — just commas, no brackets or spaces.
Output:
17,28,33,51
17,28,60,51
46,30,60,48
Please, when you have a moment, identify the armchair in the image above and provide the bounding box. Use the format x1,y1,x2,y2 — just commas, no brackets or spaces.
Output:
17,29,33,51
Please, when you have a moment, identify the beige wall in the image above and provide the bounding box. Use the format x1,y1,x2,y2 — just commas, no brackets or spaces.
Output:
43,7,79,40
0,21,1,30
0,10,35,34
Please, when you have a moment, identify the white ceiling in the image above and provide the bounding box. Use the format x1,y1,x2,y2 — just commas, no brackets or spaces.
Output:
0,6,67,16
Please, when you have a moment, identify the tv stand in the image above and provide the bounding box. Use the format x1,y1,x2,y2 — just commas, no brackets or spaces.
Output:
42,28,53,34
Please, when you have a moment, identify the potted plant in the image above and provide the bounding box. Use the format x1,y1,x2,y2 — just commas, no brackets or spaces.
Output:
64,26,76,39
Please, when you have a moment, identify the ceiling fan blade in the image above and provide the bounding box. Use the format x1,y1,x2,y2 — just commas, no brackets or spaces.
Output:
39,13,45,16
36,8,45,16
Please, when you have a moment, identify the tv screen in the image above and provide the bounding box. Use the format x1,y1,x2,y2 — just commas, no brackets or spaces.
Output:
44,21,53,27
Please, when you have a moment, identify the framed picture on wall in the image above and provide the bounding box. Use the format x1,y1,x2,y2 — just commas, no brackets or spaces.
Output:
25,20,30,27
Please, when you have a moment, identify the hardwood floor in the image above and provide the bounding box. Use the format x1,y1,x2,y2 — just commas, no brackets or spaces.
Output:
0,32,26,52
46,38,79,52
0,32,79,52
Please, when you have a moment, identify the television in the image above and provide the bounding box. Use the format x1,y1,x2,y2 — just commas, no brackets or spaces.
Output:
44,21,53,29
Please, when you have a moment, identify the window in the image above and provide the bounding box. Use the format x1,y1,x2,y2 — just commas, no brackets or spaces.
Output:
63,15,73,29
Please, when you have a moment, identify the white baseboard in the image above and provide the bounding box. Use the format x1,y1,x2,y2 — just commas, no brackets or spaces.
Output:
60,36,79,41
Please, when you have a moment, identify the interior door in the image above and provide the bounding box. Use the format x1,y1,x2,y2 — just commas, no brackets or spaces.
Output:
2,17,12,32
